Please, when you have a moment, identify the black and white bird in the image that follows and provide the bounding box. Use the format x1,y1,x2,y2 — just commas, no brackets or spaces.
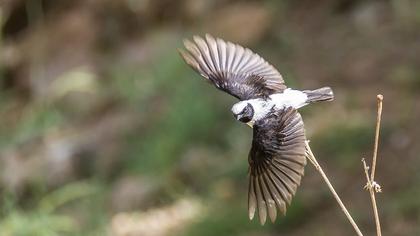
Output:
179,34,334,225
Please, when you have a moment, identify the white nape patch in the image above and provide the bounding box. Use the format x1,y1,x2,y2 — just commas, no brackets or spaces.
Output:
231,101,248,115
248,99,273,121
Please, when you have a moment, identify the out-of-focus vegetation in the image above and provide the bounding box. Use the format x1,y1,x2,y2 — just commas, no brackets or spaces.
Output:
0,0,419,235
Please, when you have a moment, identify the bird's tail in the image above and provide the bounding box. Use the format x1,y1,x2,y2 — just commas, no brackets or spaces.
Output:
303,87,334,103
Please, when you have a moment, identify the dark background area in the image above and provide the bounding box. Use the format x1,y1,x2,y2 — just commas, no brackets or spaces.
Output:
0,0,419,235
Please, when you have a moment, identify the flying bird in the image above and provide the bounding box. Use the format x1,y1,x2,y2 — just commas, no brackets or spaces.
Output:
178,34,334,225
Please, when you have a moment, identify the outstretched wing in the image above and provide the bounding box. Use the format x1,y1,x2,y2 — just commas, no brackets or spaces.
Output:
248,107,307,225
179,34,286,100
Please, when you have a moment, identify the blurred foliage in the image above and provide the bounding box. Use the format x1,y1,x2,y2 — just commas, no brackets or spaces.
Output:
312,122,374,168
0,181,100,236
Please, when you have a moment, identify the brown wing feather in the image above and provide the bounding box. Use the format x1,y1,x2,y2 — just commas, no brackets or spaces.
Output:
248,107,307,224
179,34,286,100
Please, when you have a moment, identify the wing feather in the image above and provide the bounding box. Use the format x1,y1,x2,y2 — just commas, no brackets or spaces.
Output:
272,160,302,182
248,171,257,220
268,165,293,204
205,35,221,73
260,166,277,223
265,167,289,210
269,163,296,195
254,169,267,225
179,34,286,100
248,107,307,224
225,42,235,73
231,44,244,74
262,170,283,218
193,36,216,74
216,38,227,76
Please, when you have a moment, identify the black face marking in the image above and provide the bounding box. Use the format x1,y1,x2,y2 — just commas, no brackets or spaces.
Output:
237,103,254,123
239,116,252,123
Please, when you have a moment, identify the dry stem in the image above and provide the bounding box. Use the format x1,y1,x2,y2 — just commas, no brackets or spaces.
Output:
305,141,363,236
362,94,383,236
371,94,383,180
304,95,384,236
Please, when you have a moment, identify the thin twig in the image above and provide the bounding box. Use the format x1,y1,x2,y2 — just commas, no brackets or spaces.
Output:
371,94,383,180
362,159,370,190
305,141,363,236
362,94,383,236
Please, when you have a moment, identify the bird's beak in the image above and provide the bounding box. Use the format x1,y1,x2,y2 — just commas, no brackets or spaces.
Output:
246,121,254,128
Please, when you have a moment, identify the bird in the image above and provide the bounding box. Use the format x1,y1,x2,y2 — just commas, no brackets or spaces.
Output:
178,34,334,225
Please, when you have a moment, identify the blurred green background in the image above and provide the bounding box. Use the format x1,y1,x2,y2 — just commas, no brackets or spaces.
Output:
0,0,419,235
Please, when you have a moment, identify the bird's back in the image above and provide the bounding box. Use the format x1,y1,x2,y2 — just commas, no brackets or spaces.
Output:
270,89,308,110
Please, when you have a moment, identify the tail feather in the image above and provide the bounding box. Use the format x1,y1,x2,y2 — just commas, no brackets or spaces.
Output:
303,87,334,103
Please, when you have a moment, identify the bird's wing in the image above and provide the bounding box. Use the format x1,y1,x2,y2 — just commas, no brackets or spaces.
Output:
248,107,307,225
179,34,286,100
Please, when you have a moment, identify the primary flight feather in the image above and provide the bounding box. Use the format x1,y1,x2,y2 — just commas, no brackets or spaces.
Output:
179,34,334,225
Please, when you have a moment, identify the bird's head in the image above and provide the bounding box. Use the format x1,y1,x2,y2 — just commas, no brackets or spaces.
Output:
232,102,254,125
